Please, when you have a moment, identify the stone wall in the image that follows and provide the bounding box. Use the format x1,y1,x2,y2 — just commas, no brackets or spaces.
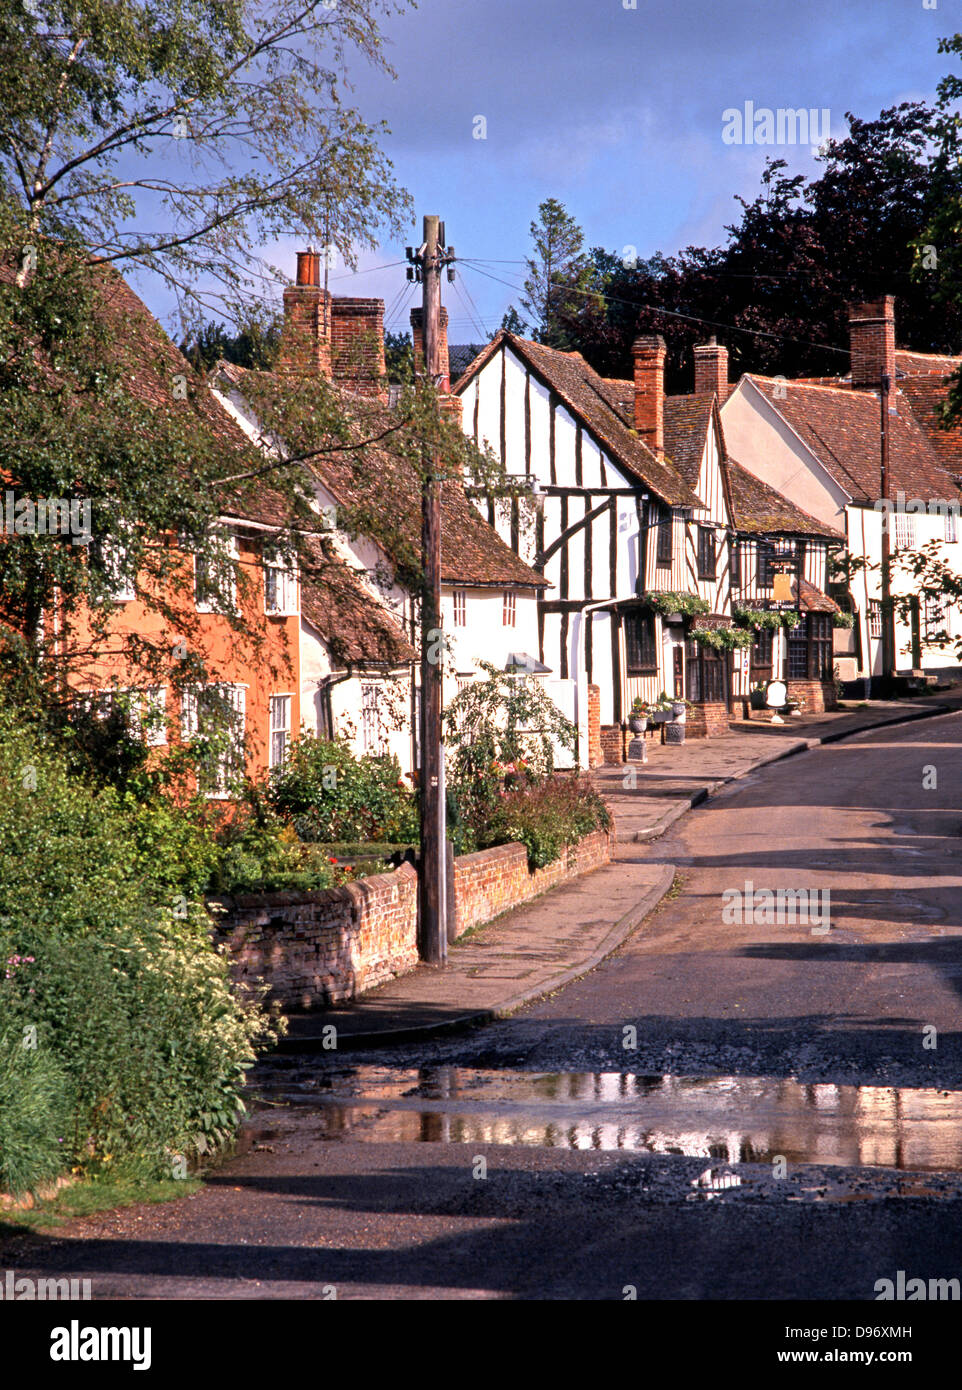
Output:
213,827,611,1010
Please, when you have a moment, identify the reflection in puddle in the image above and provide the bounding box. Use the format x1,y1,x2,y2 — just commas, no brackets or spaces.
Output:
252,1067,962,1172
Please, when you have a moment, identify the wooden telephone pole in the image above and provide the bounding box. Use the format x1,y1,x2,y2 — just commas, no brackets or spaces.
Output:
416,214,445,964
880,372,895,689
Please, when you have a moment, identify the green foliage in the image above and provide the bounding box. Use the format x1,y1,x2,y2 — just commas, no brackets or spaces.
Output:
734,605,802,631
0,1027,72,1197
0,700,278,1181
266,737,419,844
482,776,611,871
832,611,855,629
181,313,283,373
644,591,710,619
691,625,754,651
520,198,600,349
384,330,415,383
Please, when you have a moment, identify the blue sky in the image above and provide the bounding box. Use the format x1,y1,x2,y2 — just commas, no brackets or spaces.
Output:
141,0,953,345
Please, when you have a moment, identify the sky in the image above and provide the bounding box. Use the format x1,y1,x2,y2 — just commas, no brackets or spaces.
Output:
140,0,953,347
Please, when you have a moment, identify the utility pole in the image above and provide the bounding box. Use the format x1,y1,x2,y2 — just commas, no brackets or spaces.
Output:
880,372,895,690
412,214,446,964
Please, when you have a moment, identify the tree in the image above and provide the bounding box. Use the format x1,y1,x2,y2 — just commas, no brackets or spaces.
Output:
0,0,414,321
500,305,528,336
384,329,414,382
519,198,598,349
181,311,283,372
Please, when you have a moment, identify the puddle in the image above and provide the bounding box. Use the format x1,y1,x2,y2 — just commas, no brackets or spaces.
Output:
250,1066,962,1171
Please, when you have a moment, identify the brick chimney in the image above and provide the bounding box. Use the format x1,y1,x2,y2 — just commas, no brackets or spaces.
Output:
279,249,332,377
693,336,730,400
632,334,666,454
848,297,896,391
330,298,386,397
410,306,450,392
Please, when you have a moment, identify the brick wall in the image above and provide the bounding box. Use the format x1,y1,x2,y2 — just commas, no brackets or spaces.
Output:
330,298,386,396
587,684,603,768
452,829,611,937
600,722,624,764
684,702,730,737
214,827,611,1009
212,863,419,1011
786,679,838,714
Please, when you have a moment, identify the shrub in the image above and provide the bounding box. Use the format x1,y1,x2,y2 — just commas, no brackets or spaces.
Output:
266,737,419,843
478,775,611,870
0,1025,72,1197
0,701,279,1181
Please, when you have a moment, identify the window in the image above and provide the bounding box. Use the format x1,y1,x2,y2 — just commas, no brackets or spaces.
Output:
656,502,673,566
452,590,467,626
624,608,657,674
924,595,945,642
868,600,883,639
141,687,167,746
730,540,741,591
502,590,516,627
788,614,833,681
757,542,775,590
182,683,246,796
893,512,916,550
91,535,135,602
194,532,239,613
264,559,298,616
697,527,717,581
686,638,726,704
945,511,959,544
360,683,380,753
269,694,291,768
750,627,773,678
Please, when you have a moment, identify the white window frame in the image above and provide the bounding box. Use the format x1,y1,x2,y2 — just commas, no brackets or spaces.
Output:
502,590,516,628
142,686,168,746
94,534,136,603
194,531,239,614
360,682,381,753
924,594,945,642
182,682,246,797
893,513,916,550
269,693,292,768
264,558,299,616
945,511,958,544
452,589,467,626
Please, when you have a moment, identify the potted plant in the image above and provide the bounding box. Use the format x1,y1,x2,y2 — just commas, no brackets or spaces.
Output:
749,682,767,710
650,691,673,724
628,697,649,734
670,696,689,719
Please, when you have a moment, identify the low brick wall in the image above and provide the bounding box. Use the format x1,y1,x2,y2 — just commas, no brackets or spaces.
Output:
601,723,625,764
587,684,603,768
211,862,419,1011
453,828,610,937
787,679,838,713
213,827,612,1009
684,702,730,738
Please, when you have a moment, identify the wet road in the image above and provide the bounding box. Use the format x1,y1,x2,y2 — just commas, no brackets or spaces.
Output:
4,712,962,1299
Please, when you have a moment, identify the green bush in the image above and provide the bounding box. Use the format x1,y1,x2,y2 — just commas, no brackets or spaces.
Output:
478,775,612,870
266,737,419,843
0,703,279,1181
0,1024,72,1197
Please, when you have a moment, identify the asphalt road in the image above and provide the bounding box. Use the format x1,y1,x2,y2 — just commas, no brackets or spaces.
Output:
4,711,962,1300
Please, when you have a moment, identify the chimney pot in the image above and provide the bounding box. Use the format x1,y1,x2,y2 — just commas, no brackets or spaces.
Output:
296,250,321,288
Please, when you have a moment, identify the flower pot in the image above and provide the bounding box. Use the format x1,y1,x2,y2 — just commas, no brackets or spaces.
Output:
628,716,647,734
671,702,687,718
749,690,766,710
665,721,686,744
652,710,671,724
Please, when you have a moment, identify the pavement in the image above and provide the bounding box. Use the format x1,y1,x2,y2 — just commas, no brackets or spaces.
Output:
281,691,959,1051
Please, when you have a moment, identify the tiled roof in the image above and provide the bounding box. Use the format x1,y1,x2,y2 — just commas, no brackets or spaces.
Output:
745,375,961,505
299,537,415,667
888,351,962,480
456,332,703,510
664,393,714,488
214,363,547,590
895,349,962,377
794,577,840,614
727,458,843,539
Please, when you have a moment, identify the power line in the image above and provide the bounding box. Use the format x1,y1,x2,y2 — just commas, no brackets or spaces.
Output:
456,258,850,358
450,276,489,342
